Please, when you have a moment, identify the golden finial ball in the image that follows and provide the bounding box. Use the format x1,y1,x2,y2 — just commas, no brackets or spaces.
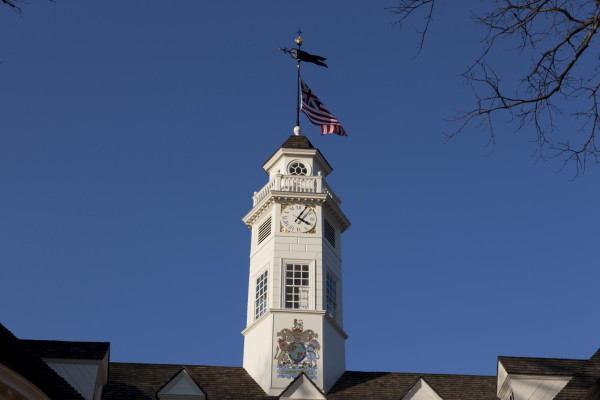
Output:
295,36,304,45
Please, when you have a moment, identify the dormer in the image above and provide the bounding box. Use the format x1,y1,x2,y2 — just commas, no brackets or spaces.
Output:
401,378,444,400
20,339,110,400
497,356,581,400
156,369,206,400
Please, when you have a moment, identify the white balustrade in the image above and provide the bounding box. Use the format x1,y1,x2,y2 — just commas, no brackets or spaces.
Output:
252,175,341,206
253,180,276,205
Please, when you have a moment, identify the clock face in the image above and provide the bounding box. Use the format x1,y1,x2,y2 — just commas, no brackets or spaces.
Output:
281,204,317,233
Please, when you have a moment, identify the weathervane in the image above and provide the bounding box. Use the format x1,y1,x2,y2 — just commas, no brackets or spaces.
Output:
278,31,347,137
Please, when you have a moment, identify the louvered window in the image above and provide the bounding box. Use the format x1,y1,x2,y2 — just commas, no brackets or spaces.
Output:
255,270,268,319
324,219,336,247
326,272,337,318
285,264,309,309
257,217,271,244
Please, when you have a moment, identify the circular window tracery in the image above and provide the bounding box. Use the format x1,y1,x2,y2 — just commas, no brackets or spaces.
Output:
288,161,308,176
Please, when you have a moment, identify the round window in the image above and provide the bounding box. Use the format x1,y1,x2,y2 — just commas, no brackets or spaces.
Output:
288,161,308,176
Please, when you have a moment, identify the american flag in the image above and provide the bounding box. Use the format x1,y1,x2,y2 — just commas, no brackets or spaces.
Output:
300,79,348,136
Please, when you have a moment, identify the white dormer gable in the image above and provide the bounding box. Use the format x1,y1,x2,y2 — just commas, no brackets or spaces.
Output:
156,369,205,400
279,373,326,400
402,378,444,400
497,361,571,400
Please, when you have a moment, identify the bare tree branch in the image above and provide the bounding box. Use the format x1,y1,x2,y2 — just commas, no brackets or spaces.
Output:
389,0,435,53
2,0,56,13
391,0,600,176
2,0,21,12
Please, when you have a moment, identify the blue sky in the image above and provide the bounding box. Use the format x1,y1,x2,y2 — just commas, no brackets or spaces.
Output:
1,1,598,376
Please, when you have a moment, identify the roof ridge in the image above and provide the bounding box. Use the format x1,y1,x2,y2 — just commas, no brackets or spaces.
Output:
21,338,110,345
498,355,585,362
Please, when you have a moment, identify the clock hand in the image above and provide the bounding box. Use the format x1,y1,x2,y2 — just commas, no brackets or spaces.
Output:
290,212,312,225
296,216,311,225
295,206,308,222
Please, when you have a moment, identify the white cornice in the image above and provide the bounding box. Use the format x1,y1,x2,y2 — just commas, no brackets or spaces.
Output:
242,197,275,228
242,192,350,231
243,193,328,228
321,195,350,232
270,192,329,203
241,309,348,340
242,309,327,336
324,313,349,340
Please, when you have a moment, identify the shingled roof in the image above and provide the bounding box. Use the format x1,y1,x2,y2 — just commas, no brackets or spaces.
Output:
497,350,600,400
499,355,584,376
101,364,498,400
280,134,315,149
102,363,278,400
3,321,599,400
554,350,600,400
20,339,109,360
327,371,498,400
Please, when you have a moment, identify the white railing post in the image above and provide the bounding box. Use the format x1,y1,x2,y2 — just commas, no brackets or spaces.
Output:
316,172,322,193
275,171,282,191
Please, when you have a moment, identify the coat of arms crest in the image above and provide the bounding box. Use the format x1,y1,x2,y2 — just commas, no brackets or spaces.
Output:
274,319,320,379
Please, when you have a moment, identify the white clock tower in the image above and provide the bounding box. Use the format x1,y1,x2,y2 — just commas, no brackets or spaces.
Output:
242,133,350,395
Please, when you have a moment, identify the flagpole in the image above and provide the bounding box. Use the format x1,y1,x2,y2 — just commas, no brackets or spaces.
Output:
296,64,301,127
294,30,303,135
